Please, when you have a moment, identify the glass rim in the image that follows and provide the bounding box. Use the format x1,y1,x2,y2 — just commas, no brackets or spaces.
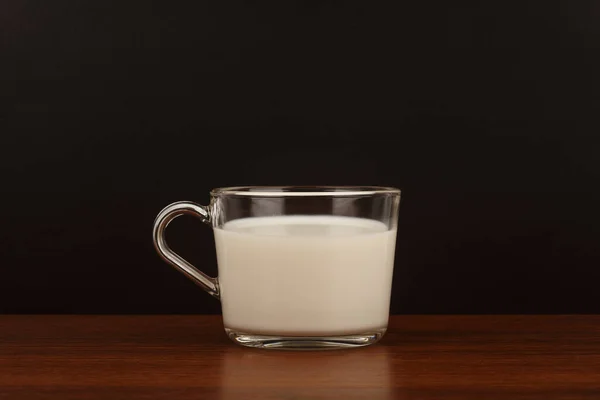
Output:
210,186,401,197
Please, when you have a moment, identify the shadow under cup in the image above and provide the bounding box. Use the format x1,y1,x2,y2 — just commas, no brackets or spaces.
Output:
153,186,401,349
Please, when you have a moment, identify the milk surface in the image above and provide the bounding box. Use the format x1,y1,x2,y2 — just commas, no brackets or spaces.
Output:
214,215,397,335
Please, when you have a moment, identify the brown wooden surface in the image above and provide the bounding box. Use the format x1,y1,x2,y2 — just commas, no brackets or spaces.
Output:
1,316,600,399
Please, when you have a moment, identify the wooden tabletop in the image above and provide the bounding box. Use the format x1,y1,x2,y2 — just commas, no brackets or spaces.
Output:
1,315,600,399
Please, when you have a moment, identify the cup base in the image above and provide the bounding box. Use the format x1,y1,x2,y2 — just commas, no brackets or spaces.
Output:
224,328,387,350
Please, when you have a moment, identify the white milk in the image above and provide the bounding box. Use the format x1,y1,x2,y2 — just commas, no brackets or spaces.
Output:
214,215,397,336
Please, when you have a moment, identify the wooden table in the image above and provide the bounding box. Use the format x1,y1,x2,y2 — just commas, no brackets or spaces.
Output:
1,316,600,399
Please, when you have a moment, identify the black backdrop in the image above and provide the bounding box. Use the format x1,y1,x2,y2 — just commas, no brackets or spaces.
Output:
2,1,599,314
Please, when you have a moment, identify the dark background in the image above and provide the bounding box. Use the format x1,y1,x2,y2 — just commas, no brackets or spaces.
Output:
2,1,599,314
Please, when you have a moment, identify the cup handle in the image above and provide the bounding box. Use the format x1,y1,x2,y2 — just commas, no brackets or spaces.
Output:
152,201,220,299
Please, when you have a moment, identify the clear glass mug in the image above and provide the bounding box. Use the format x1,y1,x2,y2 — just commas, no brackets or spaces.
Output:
153,186,401,349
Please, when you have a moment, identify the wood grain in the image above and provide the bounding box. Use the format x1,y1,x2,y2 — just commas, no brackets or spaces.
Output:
1,316,599,399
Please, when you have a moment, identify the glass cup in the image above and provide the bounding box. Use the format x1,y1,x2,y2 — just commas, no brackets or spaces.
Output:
153,186,401,349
